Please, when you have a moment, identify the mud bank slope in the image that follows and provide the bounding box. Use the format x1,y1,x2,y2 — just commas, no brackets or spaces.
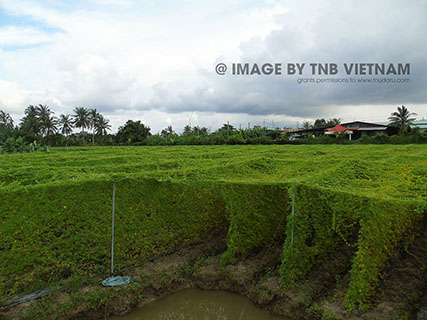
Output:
3,225,426,320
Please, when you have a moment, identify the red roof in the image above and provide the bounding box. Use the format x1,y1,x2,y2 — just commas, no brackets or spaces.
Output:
327,124,347,133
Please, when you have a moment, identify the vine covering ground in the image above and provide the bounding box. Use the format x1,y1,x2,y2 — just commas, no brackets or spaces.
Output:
0,145,425,311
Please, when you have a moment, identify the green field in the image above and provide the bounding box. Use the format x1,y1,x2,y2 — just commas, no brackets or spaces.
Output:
0,145,426,309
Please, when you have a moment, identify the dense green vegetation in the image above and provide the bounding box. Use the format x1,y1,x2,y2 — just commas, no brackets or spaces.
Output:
1,106,426,153
0,145,426,312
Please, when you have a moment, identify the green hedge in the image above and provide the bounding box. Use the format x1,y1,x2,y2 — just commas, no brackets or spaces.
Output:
280,184,362,286
345,199,425,309
0,179,228,299
279,183,426,310
1,145,425,311
220,183,289,264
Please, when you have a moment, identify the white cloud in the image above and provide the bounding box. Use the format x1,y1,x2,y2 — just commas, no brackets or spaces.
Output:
0,80,28,112
0,25,55,46
0,0,426,133
0,0,289,121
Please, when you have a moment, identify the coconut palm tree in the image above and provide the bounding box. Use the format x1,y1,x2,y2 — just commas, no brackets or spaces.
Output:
182,125,192,136
302,121,311,130
59,114,74,147
59,114,74,136
73,107,90,144
0,110,14,143
0,110,14,128
20,105,41,136
161,125,174,137
37,104,58,137
89,108,99,145
388,105,417,135
95,114,111,136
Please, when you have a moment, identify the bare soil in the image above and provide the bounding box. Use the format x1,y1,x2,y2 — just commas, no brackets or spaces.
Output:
2,228,426,320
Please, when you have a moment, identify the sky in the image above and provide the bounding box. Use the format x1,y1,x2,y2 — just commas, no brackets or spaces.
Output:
0,0,426,134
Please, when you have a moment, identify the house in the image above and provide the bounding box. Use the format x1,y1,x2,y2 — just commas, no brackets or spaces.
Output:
291,121,392,140
338,121,392,139
325,124,355,139
411,120,427,132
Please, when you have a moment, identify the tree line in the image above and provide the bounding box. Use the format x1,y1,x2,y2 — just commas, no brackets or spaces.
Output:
0,105,425,152
301,118,341,129
17,105,111,144
0,105,114,152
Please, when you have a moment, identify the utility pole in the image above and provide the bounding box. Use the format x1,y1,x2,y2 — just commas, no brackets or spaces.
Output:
111,183,116,275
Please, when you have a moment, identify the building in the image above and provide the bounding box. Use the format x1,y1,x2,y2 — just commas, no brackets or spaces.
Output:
291,121,393,140
411,120,427,132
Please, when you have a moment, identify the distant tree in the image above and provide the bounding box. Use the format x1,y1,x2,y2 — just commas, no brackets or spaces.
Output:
388,105,417,135
244,127,267,138
59,114,74,136
73,107,90,144
217,123,235,136
302,121,312,129
192,126,200,136
192,126,208,136
58,114,74,147
161,125,174,137
0,110,14,128
199,127,208,135
37,105,58,136
313,118,327,128
89,108,99,145
326,118,341,126
334,128,348,142
0,110,14,143
312,118,341,128
95,114,111,136
116,120,151,144
58,114,73,148
182,125,192,136
20,105,41,136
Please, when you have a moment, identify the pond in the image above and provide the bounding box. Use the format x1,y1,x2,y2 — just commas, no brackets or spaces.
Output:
109,289,286,320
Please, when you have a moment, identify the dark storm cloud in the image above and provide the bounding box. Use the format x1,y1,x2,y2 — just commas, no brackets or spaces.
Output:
158,0,427,117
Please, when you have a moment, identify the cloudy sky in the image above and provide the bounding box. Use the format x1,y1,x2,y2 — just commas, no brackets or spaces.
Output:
0,0,426,133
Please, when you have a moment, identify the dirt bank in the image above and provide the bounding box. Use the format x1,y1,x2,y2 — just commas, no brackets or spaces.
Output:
2,228,426,320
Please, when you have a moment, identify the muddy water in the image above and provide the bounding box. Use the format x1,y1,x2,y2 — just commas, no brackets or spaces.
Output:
109,289,286,320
